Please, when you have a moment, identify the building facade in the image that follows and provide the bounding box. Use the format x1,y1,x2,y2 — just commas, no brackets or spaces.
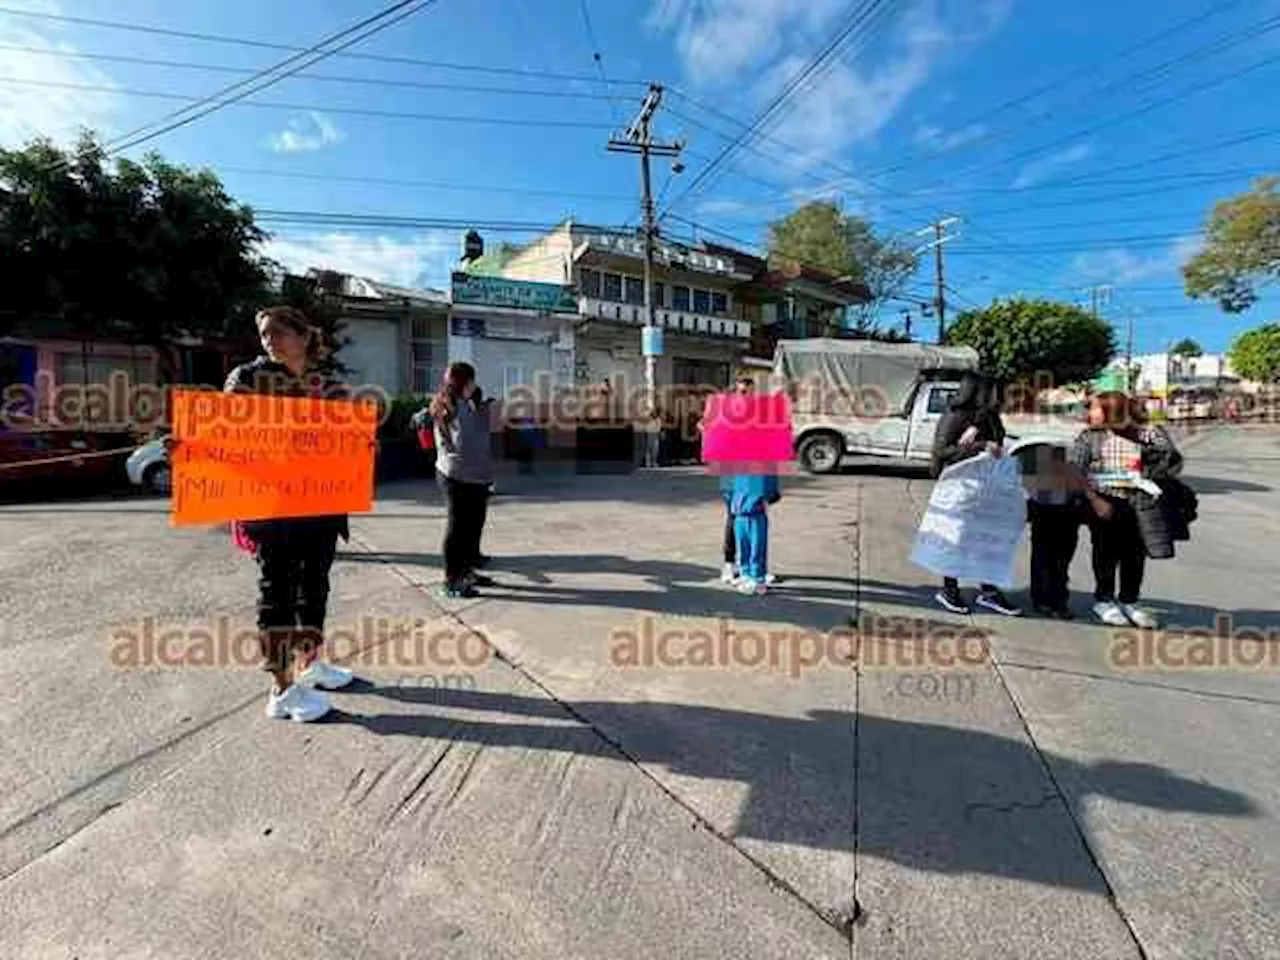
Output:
446,271,578,405
494,221,754,401
1106,352,1240,396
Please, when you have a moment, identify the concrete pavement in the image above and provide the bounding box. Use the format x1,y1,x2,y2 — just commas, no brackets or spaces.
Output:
0,425,1276,958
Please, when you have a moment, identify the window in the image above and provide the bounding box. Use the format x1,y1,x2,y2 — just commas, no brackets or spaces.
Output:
602,272,623,302
624,276,644,305
672,285,690,311
711,291,728,315
580,268,601,298
927,387,957,414
654,282,666,308
693,289,710,314
502,364,529,398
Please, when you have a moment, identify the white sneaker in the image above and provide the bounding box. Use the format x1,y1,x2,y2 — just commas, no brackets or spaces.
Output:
736,578,767,595
1121,603,1159,629
1093,601,1132,627
297,659,355,690
720,563,738,584
763,573,777,586
266,683,331,722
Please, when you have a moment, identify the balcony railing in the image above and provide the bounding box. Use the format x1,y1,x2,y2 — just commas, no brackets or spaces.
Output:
578,297,750,339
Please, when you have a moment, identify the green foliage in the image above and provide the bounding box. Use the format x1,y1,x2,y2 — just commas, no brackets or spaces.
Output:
1170,337,1203,357
1227,323,1280,383
1182,176,1280,313
0,132,275,371
378,392,431,442
944,297,1117,386
766,200,919,328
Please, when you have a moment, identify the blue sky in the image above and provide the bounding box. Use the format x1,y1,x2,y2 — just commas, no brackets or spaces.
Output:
2,0,1278,354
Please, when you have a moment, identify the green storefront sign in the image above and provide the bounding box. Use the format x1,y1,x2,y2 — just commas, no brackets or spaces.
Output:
451,272,578,314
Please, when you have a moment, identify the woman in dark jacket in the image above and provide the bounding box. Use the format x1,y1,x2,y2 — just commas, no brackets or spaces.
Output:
1071,391,1183,629
929,372,1021,616
224,305,355,723
431,362,496,599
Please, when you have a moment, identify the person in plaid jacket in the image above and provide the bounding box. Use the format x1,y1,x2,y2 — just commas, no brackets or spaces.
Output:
1071,391,1182,628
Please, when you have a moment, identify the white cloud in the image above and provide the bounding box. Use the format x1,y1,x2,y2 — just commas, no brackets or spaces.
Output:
1011,143,1092,189
1072,235,1203,285
915,123,987,151
646,0,848,86
0,1,125,148
651,2,1010,178
266,112,345,154
260,232,456,290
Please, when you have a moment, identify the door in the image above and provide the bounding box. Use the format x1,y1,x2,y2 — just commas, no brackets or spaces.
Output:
906,382,959,460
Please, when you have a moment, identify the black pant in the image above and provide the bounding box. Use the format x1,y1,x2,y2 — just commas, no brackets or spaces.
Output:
252,520,340,673
440,474,489,583
722,507,736,563
943,577,999,594
1029,501,1080,609
1088,496,1146,603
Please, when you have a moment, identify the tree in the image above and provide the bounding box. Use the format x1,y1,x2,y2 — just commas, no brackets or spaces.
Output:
0,133,275,378
1182,176,1280,313
943,297,1117,389
1227,323,1280,383
1170,337,1203,357
766,200,919,329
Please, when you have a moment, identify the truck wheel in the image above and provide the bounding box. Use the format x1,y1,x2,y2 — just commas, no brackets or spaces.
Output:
143,462,172,495
797,432,842,474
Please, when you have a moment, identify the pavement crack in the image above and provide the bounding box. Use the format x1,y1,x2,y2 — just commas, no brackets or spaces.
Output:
963,792,1060,822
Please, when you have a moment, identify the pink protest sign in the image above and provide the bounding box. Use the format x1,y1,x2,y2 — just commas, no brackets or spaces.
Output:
700,392,793,465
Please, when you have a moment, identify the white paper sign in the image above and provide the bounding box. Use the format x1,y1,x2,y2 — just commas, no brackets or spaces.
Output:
910,452,1029,588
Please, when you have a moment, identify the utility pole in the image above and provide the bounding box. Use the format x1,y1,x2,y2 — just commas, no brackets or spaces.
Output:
1125,314,1136,393
915,217,960,343
608,83,682,467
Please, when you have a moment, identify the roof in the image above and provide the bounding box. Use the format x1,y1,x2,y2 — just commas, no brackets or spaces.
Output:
307,269,449,306
775,337,978,364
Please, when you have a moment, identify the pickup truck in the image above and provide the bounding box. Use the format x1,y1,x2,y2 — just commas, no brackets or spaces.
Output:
774,339,1082,474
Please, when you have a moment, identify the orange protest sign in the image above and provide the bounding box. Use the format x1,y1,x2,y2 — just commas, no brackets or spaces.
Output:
169,388,379,527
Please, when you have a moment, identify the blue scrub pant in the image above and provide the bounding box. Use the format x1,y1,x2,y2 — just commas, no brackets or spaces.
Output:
733,510,768,581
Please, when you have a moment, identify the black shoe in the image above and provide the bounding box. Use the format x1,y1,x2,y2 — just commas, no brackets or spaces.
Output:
975,589,1022,617
441,581,478,599
467,573,496,587
1032,602,1072,620
935,588,971,615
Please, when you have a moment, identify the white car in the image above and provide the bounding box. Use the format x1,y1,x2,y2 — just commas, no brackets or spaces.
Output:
126,437,172,495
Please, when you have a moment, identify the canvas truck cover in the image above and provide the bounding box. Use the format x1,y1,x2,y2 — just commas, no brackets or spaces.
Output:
773,339,980,416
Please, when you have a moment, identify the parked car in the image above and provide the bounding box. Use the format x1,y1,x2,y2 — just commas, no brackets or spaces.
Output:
125,434,173,494
0,427,136,493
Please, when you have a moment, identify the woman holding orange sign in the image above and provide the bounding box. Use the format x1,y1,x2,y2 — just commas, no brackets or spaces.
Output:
224,305,356,723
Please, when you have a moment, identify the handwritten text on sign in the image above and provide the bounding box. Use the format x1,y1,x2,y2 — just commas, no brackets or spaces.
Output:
171,389,377,526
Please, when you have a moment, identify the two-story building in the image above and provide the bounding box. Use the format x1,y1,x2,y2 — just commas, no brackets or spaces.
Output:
492,220,754,403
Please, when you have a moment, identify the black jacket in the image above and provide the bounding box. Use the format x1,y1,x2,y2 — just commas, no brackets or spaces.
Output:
930,372,1005,479
223,356,351,542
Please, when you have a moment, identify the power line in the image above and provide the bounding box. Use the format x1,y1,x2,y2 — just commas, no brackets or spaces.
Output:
576,0,622,126
0,77,614,129
0,44,627,100
658,0,888,219
862,0,1256,182
0,5,649,86
216,165,632,201
105,0,442,154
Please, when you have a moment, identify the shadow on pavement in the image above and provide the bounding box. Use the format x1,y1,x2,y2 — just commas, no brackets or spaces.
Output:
1179,474,1271,495
327,688,1260,894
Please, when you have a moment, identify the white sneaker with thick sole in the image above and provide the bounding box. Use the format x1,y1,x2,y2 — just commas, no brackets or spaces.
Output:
266,684,331,722
720,563,738,584
1120,604,1159,629
1093,601,1132,627
297,659,355,690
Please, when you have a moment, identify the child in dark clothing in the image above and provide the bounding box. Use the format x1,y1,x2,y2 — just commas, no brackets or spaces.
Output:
1021,443,1085,619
